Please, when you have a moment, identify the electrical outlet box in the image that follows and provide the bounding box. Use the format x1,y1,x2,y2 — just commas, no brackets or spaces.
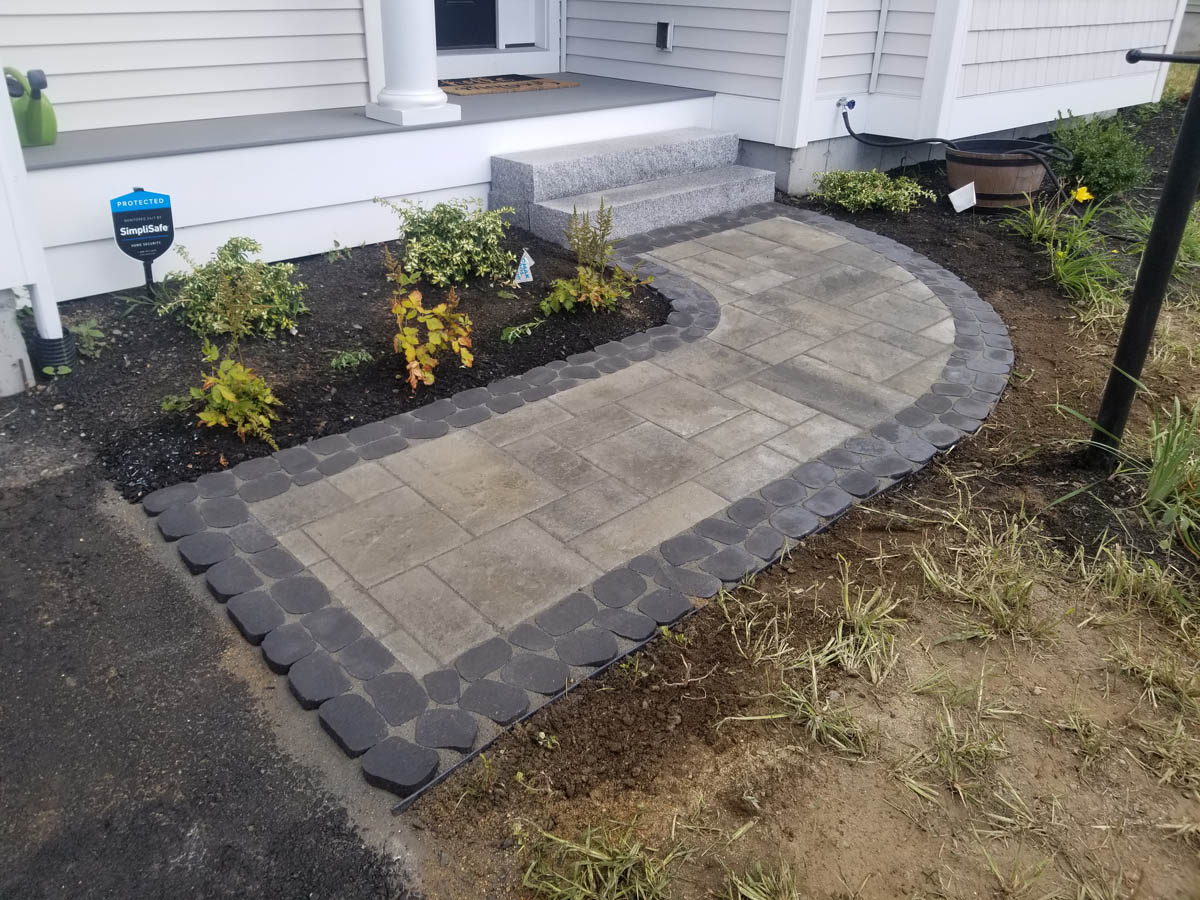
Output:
656,21,674,51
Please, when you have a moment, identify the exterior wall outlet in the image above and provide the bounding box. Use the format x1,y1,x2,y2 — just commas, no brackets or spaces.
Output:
655,21,674,51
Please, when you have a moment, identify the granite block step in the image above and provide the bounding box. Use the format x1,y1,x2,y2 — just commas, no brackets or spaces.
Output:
491,127,739,228
529,165,775,244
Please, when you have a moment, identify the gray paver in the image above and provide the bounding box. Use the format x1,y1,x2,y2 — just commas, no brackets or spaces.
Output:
620,377,744,438
140,203,1007,806
384,431,562,535
431,519,600,628
581,422,720,497
306,488,469,588
361,737,439,794
370,566,496,661
415,708,478,751
365,671,429,725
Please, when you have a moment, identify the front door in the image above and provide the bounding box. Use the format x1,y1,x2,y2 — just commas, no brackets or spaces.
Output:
435,0,497,50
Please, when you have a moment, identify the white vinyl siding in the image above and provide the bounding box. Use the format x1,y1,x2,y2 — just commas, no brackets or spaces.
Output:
817,0,930,98
876,0,933,97
960,0,1179,97
0,2,369,132
564,0,790,100
818,0,880,96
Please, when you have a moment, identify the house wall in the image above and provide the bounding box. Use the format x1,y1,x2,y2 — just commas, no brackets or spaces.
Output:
0,1,372,133
29,96,713,300
563,0,790,142
946,0,1183,137
816,0,932,100
960,0,1179,98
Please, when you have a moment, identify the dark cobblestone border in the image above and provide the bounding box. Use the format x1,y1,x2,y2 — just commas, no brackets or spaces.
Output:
140,202,1011,808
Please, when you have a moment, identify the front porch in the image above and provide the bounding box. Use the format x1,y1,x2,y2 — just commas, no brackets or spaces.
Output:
23,75,715,301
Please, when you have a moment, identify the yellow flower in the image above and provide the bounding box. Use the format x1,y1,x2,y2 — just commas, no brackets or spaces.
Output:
1073,186,1095,202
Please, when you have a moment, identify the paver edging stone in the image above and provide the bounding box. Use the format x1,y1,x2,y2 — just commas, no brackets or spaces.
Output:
139,202,1010,810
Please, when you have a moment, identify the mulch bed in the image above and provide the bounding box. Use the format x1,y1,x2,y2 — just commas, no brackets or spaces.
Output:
5,227,669,501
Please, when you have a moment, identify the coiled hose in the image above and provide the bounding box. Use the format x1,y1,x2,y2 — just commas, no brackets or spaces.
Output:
839,107,1074,200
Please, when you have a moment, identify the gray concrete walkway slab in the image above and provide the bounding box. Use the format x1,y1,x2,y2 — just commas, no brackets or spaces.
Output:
139,203,1012,804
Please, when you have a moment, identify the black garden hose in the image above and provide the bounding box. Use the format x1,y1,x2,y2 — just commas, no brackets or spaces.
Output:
839,106,1074,200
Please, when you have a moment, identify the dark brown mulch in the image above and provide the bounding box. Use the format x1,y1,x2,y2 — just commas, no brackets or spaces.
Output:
3,227,669,501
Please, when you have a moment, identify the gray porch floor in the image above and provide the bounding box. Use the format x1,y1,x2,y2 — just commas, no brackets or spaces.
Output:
24,74,713,171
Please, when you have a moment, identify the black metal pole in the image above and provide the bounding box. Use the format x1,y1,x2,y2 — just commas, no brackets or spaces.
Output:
143,260,154,295
1088,58,1200,464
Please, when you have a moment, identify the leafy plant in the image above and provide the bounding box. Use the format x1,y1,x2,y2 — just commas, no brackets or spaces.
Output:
1052,110,1149,198
1005,195,1125,312
41,365,70,378
377,197,515,286
1116,201,1200,286
811,169,934,213
67,318,108,359
541,203,646,316
566,200,616,270
329,348,374,370
541,266,640,316
163,237,308,341
1059,390,1200,557
501,318,544,343
163,340,282,449
324,239,352,263
387,248,473,390
1145,398,1200,556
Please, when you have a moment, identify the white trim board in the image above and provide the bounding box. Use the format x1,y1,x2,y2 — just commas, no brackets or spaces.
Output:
947,72,1162,138
31,96,713,300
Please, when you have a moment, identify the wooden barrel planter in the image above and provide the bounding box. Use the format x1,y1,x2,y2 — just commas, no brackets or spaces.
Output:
945,139,1051,209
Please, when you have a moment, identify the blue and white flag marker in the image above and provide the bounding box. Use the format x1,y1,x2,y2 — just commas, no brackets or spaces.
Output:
514,249,535,285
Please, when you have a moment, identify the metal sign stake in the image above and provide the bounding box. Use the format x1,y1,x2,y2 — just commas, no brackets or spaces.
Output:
1089,49,1200,466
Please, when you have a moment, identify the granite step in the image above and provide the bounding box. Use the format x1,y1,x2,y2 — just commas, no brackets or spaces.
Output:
528,164,776,244
491,127,739,229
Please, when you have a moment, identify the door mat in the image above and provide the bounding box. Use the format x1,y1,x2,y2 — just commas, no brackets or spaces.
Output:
438,74,580,96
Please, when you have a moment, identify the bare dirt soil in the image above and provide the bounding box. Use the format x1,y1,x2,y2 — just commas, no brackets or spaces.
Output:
404,99,1200,900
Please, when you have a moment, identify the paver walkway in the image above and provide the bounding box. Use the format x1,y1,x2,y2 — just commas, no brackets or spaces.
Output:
140,204,1012,803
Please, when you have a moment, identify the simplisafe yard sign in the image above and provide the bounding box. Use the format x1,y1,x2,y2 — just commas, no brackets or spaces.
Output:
111,186,173,289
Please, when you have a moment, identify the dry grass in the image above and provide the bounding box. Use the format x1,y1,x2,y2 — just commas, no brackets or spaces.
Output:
718,863,800,900
797,559,904,685
518,823,689,900
900,701,1009,806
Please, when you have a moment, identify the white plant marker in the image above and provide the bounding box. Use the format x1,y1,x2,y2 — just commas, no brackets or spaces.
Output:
948,182,977,214
514,250,535,285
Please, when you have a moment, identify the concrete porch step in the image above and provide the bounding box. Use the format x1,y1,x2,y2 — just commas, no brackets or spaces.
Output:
491,127,739,229
528,164,776,244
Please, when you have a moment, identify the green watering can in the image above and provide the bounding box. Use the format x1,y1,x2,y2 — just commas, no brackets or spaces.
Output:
5,68,57,147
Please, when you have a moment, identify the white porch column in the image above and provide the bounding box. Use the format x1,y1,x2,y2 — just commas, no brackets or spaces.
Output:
365,0,461,126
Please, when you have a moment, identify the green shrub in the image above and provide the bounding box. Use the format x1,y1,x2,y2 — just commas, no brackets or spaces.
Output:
811,169,935,213
1051,111,1149,199
163,237,308,341
162,340,282,449
378,197,515,286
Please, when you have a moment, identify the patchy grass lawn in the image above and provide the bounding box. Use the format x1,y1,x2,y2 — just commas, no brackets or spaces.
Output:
403,100,1200,900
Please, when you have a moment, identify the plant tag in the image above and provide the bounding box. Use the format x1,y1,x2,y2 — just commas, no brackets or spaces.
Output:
514,250,535,284
948,182,977,214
